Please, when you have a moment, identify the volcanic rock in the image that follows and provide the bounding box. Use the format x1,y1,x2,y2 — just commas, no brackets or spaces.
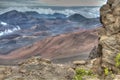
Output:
96,0,120,72
0,57,75,80
73,60,87,65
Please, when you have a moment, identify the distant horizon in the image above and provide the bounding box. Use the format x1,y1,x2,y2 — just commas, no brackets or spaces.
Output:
0,5,101,8
0,0,107,8
39,0,107,6
0,6,100,19
0,5,102,10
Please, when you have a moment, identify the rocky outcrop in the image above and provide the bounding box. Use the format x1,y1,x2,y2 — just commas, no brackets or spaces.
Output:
89,44,102,59
0,57,75,80
96,0,120,72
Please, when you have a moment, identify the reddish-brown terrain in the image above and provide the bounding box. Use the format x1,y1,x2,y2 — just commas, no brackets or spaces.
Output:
0,29,98,64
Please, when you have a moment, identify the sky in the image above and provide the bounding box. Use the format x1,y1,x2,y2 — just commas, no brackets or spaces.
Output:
0,0,107,7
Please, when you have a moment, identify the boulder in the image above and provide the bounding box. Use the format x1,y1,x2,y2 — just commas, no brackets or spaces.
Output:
73,60,87,65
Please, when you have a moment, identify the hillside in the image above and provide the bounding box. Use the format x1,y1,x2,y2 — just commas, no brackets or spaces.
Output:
0,29,98,64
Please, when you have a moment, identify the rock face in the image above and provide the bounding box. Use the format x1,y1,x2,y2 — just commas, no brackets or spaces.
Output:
1,57,75,80
98,0,120,71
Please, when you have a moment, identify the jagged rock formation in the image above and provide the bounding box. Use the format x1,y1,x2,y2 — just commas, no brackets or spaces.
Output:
97,0,120,72
89,45,102,59
0,57,75,80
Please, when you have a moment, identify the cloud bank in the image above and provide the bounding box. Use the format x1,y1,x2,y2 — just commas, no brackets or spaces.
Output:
0,0,107,8
39,0,107,6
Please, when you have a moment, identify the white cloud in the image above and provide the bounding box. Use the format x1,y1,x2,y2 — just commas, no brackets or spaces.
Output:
0,0,107,7
38,0,107,6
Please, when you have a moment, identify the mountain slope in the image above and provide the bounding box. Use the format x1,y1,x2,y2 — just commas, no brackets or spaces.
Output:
0,29,98,64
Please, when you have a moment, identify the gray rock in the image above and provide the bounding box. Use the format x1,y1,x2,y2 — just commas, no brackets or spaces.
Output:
89,45,102,59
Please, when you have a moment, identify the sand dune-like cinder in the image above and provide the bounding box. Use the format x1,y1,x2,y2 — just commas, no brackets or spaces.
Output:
0,29,98,64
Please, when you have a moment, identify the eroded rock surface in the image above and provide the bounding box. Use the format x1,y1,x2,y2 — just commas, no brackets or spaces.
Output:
97,0,120,72
0,57,75,80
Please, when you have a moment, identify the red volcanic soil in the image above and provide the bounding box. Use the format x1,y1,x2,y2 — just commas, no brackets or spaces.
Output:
0,29,98,64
